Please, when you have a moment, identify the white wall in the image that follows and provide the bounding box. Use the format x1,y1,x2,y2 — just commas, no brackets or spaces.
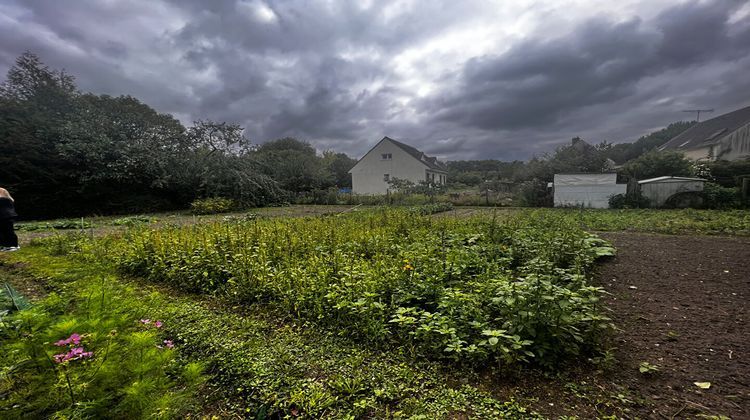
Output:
553,174,625,208
350,140,430,194
716,122,750,161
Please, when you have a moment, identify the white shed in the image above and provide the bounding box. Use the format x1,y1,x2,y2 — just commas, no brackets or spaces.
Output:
638,176,706,207
553,173,626,208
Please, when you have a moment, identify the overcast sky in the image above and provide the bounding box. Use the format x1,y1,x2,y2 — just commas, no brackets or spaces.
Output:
1,0,749,160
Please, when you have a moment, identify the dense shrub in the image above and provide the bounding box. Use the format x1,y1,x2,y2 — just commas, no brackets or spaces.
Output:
189,197,237,215
514,179,551,207
701,182,742,209
707,158,750,187
609,192,650,209
112,209,614,368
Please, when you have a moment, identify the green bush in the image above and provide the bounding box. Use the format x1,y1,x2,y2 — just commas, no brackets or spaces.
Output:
609,192,650,209
701,182,741,209
189,197,236,215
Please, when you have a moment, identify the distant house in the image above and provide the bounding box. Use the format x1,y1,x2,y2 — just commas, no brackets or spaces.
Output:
553,173,625,208
348,137,448,194
659,105,750,161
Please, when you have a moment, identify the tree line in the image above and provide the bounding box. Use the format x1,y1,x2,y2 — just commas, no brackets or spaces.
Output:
0,53,356,219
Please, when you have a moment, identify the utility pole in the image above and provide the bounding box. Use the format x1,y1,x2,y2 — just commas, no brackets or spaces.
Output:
682,109,713,122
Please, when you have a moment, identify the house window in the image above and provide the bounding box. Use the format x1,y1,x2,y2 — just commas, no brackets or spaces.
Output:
381,153,392,160
383,174,390,182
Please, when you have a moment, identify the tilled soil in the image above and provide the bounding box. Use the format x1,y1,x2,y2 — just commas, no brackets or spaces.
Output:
595,232,750,419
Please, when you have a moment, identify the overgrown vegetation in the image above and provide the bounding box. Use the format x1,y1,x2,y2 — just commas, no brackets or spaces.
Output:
4,206,747,418
111,208,615,368
1,234,541,418
0,254,205,418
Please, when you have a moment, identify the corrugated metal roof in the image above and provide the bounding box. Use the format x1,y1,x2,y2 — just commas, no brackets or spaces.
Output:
660,105,750,151
638,176,706,184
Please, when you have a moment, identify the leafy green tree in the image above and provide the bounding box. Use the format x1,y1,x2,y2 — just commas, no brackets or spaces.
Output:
254,138,332,192
0,51,76,102
321,150,356,188
0,52,284,217
187,120,251,156
620,150,694,180
0,52,80,217
58,94,188,185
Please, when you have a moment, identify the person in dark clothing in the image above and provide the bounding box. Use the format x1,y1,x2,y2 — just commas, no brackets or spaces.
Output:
0,187,19,251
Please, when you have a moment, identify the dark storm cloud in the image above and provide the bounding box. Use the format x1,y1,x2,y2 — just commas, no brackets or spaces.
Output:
429,0,750,134
1,0,749,160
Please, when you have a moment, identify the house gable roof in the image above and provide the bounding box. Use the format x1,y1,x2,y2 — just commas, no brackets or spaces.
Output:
660,105,750,151
348,136,448,173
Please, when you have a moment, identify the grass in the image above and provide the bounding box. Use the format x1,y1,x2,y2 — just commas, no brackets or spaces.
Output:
440,208,750,236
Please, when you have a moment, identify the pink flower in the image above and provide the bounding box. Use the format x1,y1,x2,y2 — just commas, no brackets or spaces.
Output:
54,333,83,347
163,340,174,349
51,333,93,364
154,321,163,328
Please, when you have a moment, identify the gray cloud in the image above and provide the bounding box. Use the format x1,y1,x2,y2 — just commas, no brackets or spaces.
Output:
428,0,750,133
1,0,749,160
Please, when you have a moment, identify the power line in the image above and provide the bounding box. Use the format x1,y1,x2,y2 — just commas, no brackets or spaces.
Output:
682,109,713,122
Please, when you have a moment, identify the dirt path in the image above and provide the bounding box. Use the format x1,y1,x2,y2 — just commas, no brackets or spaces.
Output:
596,232,750,419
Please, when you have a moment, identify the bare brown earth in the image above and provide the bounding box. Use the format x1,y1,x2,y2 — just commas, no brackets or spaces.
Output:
477,232,750,419
595,232,750,419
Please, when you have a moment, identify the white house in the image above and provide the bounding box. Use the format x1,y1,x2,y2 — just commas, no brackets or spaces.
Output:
553,173,626,208
348,137,448,194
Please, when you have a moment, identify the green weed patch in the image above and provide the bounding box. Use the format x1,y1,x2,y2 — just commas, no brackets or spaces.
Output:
543,208,750,235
